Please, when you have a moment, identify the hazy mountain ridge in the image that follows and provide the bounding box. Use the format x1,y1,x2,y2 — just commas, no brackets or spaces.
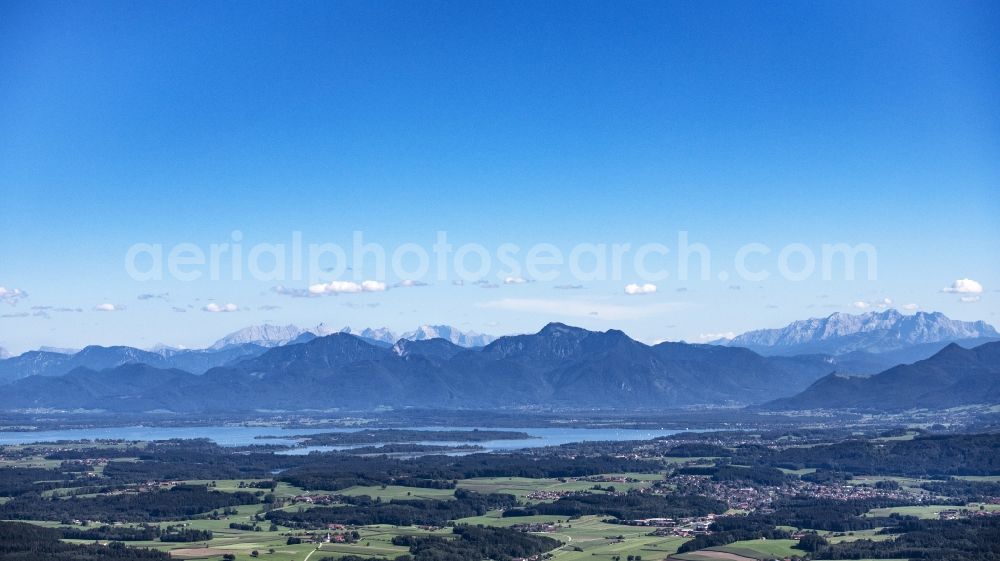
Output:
0,323,842,412
213,323,494,350
763,341,1000,411
37,346,79,355
1,364,199,411
0,343,267,382
0,323,495,383
723,310,998,356
4,313,996,413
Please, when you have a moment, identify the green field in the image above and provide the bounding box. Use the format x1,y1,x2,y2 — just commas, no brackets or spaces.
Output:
668,552,907,561
336,484,457,501
8,467,993,561
873,431,920,442
954,475,1000,482
454,511,689,561
847,475,937,493
708,538,800,559
865,503,1000,519
823,528,896,543
456,511,569,526
659,457,721,465
457,473,661,501
47,507,453,561
777,467,816,476
18,473,926,561
185,479,274,492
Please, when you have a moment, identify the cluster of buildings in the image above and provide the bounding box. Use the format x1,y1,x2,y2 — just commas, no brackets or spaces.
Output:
509,522,558,533
621,514,715,537
666,474,929,511
99,480,181,496
286,528,358,544
578,475,637,484
939,507,1000,520
526,490,576,501
291,493,337,505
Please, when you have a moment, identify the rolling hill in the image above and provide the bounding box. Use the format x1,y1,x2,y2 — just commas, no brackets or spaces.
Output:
763,341,1000,411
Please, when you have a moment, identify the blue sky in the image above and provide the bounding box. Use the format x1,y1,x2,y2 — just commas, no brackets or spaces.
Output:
1,0,998,353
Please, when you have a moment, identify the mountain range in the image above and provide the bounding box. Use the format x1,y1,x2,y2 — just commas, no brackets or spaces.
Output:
209,323,494,350
400,325,495,347
209,324,314,350
1,311,996,413
0,343,268,382
764,341,1000,411
719,310,998,361
0,323,842,412
0,324,495,383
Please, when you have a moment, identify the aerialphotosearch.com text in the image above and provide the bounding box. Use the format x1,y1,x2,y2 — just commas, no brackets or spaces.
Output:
124,230,878,286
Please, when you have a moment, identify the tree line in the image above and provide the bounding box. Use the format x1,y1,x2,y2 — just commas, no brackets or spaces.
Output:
0,484,260,523
0,521,170,561
266,489,516,528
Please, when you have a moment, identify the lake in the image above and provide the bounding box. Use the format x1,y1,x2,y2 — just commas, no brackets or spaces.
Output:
0,425,687,452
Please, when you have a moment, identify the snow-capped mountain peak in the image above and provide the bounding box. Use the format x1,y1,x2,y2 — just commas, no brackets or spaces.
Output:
336,326,397,345
209,324,308,350
725,309,998,355
360,327,398,345
211,323,495,350
401,325,495,347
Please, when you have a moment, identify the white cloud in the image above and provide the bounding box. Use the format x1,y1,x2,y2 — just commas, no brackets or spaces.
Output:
395,279,428,288
0,286,28,306
308,280,387,295
624,283,657,295
93,303,124,312
361,280,386,292
852,297,893,310
504,276,529,285
960,295,981,303
901,303,919,311
698,332,735,342
942,278,984,294
478,298,684,321
309,281,353,294
203,302,238,313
